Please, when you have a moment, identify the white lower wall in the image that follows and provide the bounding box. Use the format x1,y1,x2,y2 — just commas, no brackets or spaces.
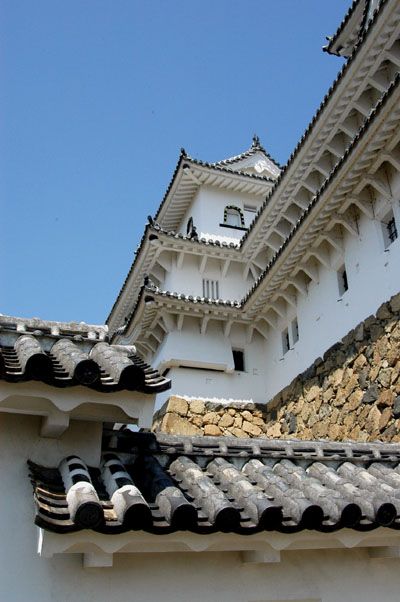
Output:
2,412,400,602
263,208,400,401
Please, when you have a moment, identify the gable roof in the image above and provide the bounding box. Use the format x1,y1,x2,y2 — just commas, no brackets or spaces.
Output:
213,135,282,171
30,431,400,534
324,0,367,56
119,70,400,340
241,0,392,256
153,149,275,232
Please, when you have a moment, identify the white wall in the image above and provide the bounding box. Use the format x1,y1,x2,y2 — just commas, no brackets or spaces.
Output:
180,186,264,241
154,324,267,410
1,413,400,602
163,254,252,300
262,199,400,402
155,194,400,406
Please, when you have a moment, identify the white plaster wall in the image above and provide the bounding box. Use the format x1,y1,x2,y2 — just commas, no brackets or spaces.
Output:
154,325,268,410
180,186,264,240
262,202,400,402
163,254,251,300
154,197,400,406
2,412,400,602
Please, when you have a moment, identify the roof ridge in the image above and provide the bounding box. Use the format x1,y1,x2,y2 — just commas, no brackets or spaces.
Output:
212,135,282,169
241,0,389,247
323,0,364,54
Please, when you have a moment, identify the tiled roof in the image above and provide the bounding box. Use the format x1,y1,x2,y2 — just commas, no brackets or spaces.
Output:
241,0,389,247
143,282,242,308
122,72,400,334
323,0,366,55
153,150,274,225
241,71,400,307
150,222,240,248
29,432,400,535
106,221,241,330
0,316,170,393
212,135,282,170
108,0,393,334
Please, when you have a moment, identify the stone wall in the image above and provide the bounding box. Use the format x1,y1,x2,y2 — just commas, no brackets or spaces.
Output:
153,292,400,442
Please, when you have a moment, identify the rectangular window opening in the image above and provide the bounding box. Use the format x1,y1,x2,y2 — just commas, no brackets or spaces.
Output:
202,278,220,299
382,209,398,249
232,349,245,372
291,318,299,345
282,328,290,355
337,265,348,297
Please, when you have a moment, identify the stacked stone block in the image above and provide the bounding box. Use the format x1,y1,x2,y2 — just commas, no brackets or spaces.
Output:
153,293,400,442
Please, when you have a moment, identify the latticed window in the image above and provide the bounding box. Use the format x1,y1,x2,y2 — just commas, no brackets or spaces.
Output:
202,278,219,299
387,217,398,244
382,209,398,249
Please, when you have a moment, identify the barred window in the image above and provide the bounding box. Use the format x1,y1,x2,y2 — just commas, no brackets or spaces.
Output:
382,209,398,248
202,279,219,299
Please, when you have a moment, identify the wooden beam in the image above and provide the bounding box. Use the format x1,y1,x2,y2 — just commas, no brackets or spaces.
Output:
344,195,374,219
161,313,176,332
364,174,392,199
296,262,319,283
334,215,359,238
308,247,331,270
262,312,278,330
221,259,231,278
287,277,307,296
253,320,269,340
199,255,208,274
182,166,201,185
176,252,185,269
323,232,343,254
200,315,209,335
246,325,254,344
177,313,184,331
40,411,70,438
224,320,233,338
156,254,172,273
83,553,113,569
269,301,286,319
278,290,297,308
368,547,400,559
241,550,280,565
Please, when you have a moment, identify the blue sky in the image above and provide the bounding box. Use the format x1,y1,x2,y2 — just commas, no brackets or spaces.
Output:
1,1,351,324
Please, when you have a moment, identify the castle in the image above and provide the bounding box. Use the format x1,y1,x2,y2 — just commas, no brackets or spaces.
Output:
1,2,400,601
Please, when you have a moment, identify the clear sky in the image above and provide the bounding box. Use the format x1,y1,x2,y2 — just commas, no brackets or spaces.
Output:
1,0,351,325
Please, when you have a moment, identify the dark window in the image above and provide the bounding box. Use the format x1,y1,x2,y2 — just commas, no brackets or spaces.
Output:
382,210,398,249
232,349,245,371
338,265,348,296
291,318,299,344
342,269,348,292
282,328,290,354
387,217,398,244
